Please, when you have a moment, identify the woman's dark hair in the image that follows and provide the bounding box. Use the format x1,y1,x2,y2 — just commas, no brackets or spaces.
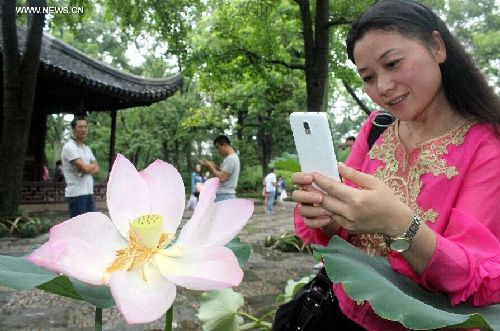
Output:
346,0,500,131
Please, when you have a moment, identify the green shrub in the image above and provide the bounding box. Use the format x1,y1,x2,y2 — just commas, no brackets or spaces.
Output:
0,216,53,238
18,222,39,238
238,164,263,192
265,233,311,253
0,222,9,237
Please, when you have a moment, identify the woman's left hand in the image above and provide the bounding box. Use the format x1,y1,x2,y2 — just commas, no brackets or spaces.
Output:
294,163,413,237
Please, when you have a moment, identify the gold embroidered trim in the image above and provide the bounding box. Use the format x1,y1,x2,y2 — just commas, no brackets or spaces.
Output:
350,121,474,257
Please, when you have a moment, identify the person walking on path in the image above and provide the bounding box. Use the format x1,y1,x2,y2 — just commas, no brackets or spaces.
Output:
264,168,277,214
61,116,100,217
201,135,240,202
276,175,287,211
186,163,205,210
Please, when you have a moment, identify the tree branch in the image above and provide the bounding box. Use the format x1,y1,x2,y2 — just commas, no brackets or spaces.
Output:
326,17,354,28
242,49,305,71
267,59,305,70
342,80,371,116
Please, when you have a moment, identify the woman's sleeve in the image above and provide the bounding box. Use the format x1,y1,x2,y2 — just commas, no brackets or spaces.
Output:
293,204,331,246
418,140,500,306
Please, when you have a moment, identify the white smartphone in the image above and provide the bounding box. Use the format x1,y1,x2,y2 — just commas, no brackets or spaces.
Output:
289,112,340,181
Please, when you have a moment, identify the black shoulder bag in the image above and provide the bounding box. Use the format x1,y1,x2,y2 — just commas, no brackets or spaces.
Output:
272,111,395,331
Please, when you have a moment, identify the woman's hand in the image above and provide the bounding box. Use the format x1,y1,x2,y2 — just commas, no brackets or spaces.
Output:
292,163,414,237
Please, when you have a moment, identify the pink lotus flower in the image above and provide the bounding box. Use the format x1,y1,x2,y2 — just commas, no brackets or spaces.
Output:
28,154,254,324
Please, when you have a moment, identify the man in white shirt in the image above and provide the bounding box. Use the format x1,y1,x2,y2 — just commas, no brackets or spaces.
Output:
264,168,277,214
61,116,100,217
201,135,240,202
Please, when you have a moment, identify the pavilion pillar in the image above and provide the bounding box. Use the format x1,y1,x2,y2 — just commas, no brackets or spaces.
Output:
108,109,117,177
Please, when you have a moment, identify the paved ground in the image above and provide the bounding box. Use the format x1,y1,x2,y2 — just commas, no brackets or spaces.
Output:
0,200,317,330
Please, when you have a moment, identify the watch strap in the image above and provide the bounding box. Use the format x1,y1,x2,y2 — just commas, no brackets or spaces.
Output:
384,214,423,251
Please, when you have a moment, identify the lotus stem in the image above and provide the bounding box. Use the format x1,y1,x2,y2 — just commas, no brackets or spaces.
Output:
164,306,174,331
95,307,102,331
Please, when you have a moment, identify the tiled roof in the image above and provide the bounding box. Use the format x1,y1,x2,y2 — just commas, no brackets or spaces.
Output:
3,26,182,112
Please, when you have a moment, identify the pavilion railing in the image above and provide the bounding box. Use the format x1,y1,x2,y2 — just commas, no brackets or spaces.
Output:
21,182,107,204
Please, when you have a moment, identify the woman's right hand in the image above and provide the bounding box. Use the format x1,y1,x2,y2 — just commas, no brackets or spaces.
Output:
291,172,341,237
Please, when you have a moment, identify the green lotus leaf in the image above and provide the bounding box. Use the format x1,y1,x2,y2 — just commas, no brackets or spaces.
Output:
197,288,244,331
0,255,57,289
0,255,114,308
226,237,251,267
37,275,83,300
70,278,115,308
314,236,500,330
276,274,314,303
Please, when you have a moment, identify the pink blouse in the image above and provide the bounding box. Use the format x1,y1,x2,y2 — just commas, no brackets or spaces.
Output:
294,111,500,330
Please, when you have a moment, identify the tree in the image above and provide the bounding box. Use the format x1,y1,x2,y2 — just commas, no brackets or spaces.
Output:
0,0,46,218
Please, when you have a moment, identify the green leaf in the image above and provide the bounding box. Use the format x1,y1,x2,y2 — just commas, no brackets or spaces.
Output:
315,236,500,330
197,288,244,331
34,273,115,308
37,275,83,301
225,237,251,267
277,274,314,303
0,255,57,289
0,255,115,308
70,278,115,308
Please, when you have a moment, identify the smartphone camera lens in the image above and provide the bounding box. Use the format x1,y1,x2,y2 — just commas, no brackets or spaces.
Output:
303,121,311,134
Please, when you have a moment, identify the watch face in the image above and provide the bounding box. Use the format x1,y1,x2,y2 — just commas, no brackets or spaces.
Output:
390,239,411,252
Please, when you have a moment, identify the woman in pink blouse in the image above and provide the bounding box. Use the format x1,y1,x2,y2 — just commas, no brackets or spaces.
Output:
291,0,500,330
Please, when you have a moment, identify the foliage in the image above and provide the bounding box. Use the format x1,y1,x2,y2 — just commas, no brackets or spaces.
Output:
275,274,314,303
238,164,263,193
0,216,51,238
196,270,315,330
265,233,310,253
197,288,274,331
316,236,500,330
197,289,245,331
270,153,300,173
45,114,66,172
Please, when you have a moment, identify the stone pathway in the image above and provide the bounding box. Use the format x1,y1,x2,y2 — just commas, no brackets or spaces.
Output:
0,200,317,330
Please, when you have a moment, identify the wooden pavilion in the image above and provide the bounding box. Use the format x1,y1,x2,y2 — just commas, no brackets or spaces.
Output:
2,27,182,203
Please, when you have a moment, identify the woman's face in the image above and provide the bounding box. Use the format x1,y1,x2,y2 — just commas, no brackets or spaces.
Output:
353,30,446,121
195,164,201,172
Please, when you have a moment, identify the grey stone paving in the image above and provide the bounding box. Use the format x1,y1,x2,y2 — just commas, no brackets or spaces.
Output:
0,200,316,330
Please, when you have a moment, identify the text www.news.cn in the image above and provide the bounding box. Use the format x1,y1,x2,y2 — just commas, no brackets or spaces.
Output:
16,6,84,15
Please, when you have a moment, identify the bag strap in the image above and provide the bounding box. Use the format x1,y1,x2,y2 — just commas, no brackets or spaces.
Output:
367,111,395,149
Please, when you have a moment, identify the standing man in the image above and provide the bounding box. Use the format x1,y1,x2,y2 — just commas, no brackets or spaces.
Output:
61,116,100,217
200,135,240,202
264,168,277,214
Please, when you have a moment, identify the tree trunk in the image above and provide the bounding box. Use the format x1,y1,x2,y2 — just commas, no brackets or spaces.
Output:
298,0,330,112
108,109,117,176
258,115,273,177
0,0,46,218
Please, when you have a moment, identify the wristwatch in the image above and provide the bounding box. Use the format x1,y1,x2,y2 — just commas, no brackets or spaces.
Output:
384,214,423,252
